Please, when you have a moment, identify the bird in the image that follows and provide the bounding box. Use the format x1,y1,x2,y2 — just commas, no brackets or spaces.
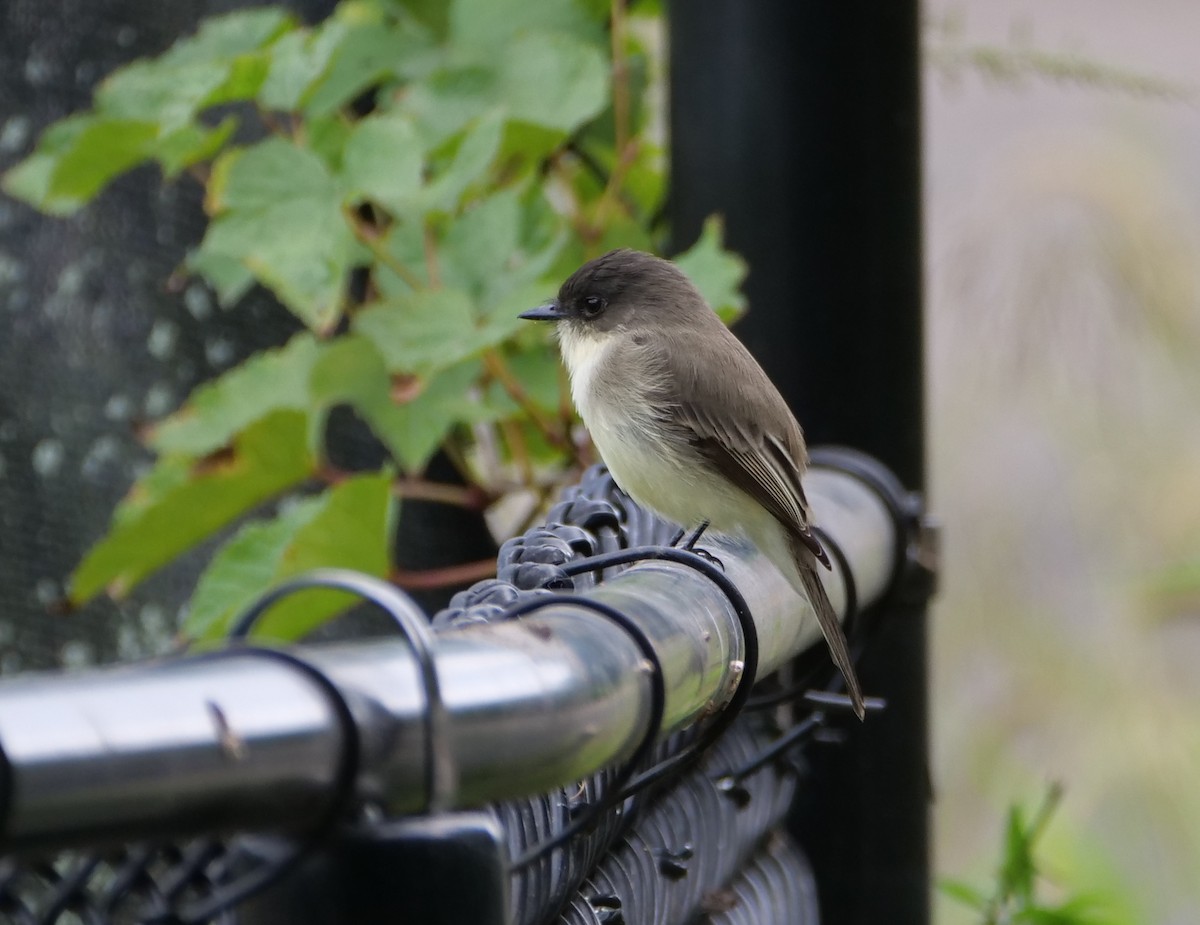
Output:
520,248,865,719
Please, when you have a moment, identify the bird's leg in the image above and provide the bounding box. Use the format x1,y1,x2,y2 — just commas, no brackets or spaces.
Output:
669,520,723,570
680,520,710,550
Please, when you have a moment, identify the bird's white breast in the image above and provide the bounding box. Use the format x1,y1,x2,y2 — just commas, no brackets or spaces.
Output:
559,327,749,533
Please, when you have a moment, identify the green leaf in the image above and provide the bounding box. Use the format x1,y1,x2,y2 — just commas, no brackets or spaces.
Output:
257,20,349,111
155,117,238,176
185,473,393,640
158,8,294,66
372,219,431,296
1002,805,1037,903
209,137,335,212
1,116,158,213
404,66,497,149
419,110,504,213
70,411,316,604
439,186,565,310
439,186,523,299
371,360,484,471
185,496,325,639
498,32,608,132
198,138,357,330
308,333,480,473
449,0,603,56
94,9,292,127
308,332,393,405
341,111,424,210
95,60,232,127
151,333,320,456
186,249,256,306
672,215,748,323
938,878,989,911
301,22,437,116
353,289,492,376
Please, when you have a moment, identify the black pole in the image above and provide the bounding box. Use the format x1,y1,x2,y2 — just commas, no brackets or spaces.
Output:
668,4,928,925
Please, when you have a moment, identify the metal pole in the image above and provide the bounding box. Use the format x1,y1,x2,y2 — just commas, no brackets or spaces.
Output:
668,3,929,924
0,467,903,854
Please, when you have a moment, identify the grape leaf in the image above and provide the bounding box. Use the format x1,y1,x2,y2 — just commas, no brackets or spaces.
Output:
197,138,357,330
672,215,748,323
150,333,320,456
70,410,317,604
185,473,393,640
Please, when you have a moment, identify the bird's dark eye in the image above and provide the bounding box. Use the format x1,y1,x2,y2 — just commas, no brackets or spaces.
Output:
581,295,606,317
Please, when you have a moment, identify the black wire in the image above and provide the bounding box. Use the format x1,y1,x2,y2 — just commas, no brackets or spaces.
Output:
503,594,667,873
715,713,824,787
226,569,449,814
170,646,361,925
171,571,440,923
558,545,760,799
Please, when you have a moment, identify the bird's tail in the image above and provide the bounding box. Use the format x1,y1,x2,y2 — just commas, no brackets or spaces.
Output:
790,535,866,720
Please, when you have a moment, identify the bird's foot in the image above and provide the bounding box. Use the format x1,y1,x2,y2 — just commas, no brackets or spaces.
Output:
668,521,722,568
672,520,710,551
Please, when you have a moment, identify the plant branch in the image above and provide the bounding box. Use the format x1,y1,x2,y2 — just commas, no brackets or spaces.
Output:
343,206,425,289
393,477,493,510
391,557,497,590
610,0,631,156
483,349,571,453
500,417,534,484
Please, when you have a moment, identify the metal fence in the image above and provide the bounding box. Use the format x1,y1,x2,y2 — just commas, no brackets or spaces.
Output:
0,449,930,924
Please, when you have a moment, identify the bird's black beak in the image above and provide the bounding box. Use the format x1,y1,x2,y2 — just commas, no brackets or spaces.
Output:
519,301,563,321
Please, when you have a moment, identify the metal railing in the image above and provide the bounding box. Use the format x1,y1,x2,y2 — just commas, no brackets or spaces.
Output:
0,449,930,924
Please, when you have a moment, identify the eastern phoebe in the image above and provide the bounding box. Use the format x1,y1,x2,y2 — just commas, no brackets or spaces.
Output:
520,249,865,719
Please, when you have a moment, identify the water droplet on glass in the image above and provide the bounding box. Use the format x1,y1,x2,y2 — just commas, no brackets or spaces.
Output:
6,286,29,312
0,250,26,287
116,624,142,660
0,116,30,154
81,434,122,482
32,438,65,477
205,337,235,368
185,283,213,321
144,382,174,418
34,578,60,606
23,53,54,86
139,602,169,640
104,393,133,422
147,319,179,360
56,262,86,298
60,640,94,670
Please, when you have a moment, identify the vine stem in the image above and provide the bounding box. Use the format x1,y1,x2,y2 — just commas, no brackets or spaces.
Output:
391,558,498,590
318,464,491,509
611,0,631,156
342,206,424,290
483,349,571,455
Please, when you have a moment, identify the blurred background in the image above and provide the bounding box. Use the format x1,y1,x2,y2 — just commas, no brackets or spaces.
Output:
925,2,1200,922
1,1,1198,922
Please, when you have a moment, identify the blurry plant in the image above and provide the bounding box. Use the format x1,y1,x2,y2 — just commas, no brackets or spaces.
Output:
924,8,1193,101
941,784,1115,925
1,0,747,640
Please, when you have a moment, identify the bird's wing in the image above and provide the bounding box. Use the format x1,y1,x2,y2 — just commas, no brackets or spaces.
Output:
658,337,831,569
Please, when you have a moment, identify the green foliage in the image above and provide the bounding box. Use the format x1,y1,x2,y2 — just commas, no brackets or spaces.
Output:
3,0,747,641
941,785,1116,925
